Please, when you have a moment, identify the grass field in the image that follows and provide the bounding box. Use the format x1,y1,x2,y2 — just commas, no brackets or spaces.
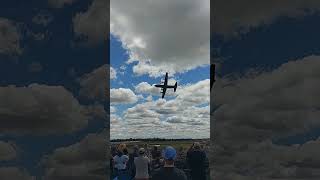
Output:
111,139,210,153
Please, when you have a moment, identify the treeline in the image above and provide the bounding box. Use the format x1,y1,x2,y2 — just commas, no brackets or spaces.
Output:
110,138,209,142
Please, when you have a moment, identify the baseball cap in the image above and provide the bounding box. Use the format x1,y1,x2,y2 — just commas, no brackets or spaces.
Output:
163,146,176,160
139,148,145,154
194,142,201,149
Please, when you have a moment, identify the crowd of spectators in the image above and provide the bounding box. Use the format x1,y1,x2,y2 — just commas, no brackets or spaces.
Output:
110,142,209,180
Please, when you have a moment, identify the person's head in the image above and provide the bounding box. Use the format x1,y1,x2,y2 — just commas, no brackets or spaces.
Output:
133,145,139,153
117,143,126,152
123,148,128,155
153,146,158,151
179,146,183,152
163,146,176,166
139,148,145,156
193,142,201,150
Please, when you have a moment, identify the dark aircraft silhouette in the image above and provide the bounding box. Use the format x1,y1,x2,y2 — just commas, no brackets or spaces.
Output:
210,64,216,90
154,72,177,98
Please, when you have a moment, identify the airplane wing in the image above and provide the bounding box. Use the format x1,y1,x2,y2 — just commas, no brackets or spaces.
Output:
161,87,167,98
155,84,165,88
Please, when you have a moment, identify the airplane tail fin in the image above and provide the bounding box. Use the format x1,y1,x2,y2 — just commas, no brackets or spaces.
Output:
174,82,177,92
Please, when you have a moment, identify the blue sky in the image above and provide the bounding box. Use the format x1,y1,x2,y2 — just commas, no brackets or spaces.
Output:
110,0,210,140
211,2,320,178
213,14,320,145
110,32,210,139
0,0,106,179
1,0,320,179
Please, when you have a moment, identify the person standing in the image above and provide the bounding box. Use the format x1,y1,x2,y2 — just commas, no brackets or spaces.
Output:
152,146,187,180
128,145,139,178
113,144,130,179
186,142,208,180
134,148,150,180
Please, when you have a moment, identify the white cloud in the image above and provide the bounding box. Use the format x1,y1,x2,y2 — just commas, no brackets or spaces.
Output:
110,106,116,113
0,141,16,161
73,0,108,44
42,132,107,180
0,168,33,180
212,55,320,143
0,18,22,55
0,84,88,135
110,88,138,104
211,55,320,178
79,65,107,100
213,139,320,179
85,103,107,120
120,65,126,71
213,0,320,37
111,0,210,77
111,79,210,139
146,95,153,102
110,66,117,80
135,82,162,96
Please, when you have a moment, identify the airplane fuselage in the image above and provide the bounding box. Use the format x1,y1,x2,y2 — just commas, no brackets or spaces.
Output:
154,72,177,98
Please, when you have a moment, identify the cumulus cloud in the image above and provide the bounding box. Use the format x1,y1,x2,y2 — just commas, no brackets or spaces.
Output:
212,55,320,143
110,66,117,80
211,55,320,178
85,103,107,120
0,18,22,55
0,84,88,135
111,0,210,77
110,88,138,104
42,132,107,180
79,65,107,101
110,106,116,113
0,141,17,161
0,167,33,180
111,79,210,139
213,139,320,179
213,0,320,37
73,0,108,44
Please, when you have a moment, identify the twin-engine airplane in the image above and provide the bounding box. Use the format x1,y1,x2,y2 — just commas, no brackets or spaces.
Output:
154,72,177,98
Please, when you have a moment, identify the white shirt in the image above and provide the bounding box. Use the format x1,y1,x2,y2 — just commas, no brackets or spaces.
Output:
113,154,129,170
134,156,150,178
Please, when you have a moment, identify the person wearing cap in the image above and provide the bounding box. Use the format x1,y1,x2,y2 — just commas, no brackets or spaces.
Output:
186,142,208,180
113,144,130,179
152,146,187,180
128,145,140,178
134,148,150,180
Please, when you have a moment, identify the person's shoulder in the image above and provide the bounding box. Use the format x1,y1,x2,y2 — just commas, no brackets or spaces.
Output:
121,154,129,159
173,167,187,179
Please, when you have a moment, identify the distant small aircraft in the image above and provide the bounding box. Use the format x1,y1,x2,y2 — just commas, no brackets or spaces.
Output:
154,72,177,98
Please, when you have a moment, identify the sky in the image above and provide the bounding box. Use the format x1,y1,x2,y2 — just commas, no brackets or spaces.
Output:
110,0,210,139
0,0,107,179
1,0,320,179
211,1,320,179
